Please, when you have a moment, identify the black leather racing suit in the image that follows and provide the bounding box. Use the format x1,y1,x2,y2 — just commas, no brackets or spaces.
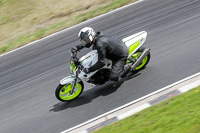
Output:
76,32,129,81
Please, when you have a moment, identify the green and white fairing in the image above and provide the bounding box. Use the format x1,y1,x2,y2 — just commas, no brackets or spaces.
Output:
122,31,147,58
60,50,112,85
78,50,112,81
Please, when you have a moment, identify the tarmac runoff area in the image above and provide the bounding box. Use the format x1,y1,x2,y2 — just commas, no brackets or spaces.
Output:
61,72,200,133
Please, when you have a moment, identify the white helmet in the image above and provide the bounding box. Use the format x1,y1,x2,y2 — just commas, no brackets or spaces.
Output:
78,27,96,48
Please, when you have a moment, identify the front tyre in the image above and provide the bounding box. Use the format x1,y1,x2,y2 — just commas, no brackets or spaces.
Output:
55,81,84,102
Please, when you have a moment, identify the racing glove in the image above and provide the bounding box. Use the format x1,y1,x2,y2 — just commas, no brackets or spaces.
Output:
71,47,78,53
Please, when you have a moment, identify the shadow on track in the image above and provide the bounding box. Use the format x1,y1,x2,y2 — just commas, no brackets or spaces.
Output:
49,71,141,112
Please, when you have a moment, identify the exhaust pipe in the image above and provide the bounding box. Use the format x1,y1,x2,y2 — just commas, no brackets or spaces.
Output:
129,48,150,70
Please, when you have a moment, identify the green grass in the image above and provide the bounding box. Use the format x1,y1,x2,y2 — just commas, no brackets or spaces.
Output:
0,0,138,54
94,86,200,133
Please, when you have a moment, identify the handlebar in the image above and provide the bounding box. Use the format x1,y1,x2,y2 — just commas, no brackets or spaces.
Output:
71,49,82,67
70,47,84,71
71,47,78,55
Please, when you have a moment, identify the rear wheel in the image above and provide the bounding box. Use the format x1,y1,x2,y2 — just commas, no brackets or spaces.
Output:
55,81,84,102
129,47,151,71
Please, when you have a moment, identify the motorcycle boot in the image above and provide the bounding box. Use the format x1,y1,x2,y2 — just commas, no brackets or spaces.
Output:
120,63,132,78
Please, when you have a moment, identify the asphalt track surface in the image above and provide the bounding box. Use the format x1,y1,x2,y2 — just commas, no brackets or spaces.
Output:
1,0,200,133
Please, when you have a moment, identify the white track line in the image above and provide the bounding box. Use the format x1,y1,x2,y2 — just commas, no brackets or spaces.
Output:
178,80,200,93
117,103,151,120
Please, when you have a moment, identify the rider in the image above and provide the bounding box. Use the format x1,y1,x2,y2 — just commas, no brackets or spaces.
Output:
72,27,132,81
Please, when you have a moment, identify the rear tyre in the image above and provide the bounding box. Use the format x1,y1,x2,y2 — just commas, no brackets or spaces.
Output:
130,47,151,71
55,81,84,102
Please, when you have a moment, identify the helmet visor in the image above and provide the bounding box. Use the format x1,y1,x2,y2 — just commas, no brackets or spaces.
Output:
82,37,90,45
79,30,92,48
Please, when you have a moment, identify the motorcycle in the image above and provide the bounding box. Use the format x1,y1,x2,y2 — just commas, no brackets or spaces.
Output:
55,31,151,102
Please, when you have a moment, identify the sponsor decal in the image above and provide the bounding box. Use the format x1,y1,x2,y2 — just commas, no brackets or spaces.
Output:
81,55,91,62
91,53,96,57
140,38,143,43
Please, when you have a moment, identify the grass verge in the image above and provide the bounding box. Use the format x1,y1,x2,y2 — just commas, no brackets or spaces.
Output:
94,86,200,133
0,0,138,54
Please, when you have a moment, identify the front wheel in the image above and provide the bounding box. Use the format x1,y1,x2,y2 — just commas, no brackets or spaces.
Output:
55,81,84,102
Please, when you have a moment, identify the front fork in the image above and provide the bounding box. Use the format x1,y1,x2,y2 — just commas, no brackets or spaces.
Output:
70,67,80,94
70,75,78,95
